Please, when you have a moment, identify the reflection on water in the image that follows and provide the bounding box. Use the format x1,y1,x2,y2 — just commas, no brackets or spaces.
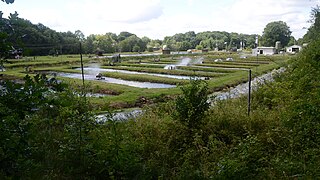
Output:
57,72,176,89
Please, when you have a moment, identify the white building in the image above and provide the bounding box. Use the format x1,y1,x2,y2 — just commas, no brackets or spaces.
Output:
252,47,276,56
286,45,302,54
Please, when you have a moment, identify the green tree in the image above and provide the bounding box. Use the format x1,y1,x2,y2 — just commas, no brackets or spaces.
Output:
93,34,115,53
174,79,210,130
146,39,161,52
83,34,95,54
117,34,143,52
75,30,85,42
261,21,292,47
1,0,14,4
196,44,203,50
287,36,296,46
0,1,14,70
118,31,134,41
303,6,320,42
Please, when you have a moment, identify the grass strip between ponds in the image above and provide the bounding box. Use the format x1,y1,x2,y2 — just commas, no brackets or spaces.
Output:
196,63,254,69
99,65,225,77
99,72,190,85
202,61,263,66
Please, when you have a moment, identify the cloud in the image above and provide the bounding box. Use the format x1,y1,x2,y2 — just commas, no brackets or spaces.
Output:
187,0,195,6
208,0,319,38
113,0,318,39
67,0,163,24
2,0,318,39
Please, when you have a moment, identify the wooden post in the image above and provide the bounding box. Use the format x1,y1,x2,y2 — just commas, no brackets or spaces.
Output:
248,69,252,116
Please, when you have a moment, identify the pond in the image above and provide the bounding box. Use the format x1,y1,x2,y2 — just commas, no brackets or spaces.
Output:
56,72,176,89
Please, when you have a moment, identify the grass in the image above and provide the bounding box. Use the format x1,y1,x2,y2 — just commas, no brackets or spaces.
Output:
97,65,225,77
196,63,254,69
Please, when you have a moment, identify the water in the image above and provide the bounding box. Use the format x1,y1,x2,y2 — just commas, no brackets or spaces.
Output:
96,109,143,122
211,67,285,101
171,51,201,55
178,57,192,66
163,57,203,70
193,57,204,64
163,65,177,70
56,72,176,89
78,67,195,80
97,53,162,59
84,93,110,97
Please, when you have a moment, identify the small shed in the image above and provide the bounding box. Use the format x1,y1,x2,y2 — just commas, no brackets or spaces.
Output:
162,45,171,55
252,47,276,56
286,45,302,54
202,48,209,53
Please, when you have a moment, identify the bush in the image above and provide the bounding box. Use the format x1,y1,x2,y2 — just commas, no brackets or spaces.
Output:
174,79,210,130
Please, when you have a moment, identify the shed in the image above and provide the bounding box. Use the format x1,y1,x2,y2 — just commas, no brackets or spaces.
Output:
202,48,209,53
162,49,171,55
162,45,171,55
286,45,302,54
252,47,276,56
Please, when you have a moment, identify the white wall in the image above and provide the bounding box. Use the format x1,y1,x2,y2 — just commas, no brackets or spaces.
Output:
252,47,276,56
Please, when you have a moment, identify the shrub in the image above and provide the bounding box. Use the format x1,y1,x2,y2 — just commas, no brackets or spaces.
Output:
174,78,210,130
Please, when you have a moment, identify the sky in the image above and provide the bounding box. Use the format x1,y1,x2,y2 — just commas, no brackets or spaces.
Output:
1,0,319,39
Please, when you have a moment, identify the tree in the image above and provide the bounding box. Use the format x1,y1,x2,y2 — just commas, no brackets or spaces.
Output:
287,36,296,46
93,34,115,53
1,0,14,4
261,21,291,47
75,30,85,42
0,0,14,70
83,34,95,54
118,31,134,41
303,6,320,42
174,79,210,130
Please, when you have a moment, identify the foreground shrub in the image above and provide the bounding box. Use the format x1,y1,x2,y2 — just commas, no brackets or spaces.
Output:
174,79,210,130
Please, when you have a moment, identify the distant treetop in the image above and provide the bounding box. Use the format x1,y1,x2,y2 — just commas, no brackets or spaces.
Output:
2,0,14,4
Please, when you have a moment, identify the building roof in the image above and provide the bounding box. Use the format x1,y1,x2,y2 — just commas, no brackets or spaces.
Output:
287,45,302,48
256,46,276,49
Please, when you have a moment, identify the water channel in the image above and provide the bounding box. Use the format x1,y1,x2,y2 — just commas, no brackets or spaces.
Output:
211,67,286,101
56,72,176,89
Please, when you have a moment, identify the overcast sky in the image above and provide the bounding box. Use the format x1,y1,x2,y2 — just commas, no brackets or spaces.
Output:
1,0,319,39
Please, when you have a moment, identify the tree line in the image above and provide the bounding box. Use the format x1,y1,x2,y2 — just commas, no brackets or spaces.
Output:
1,10,302,57
2,5,314,58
